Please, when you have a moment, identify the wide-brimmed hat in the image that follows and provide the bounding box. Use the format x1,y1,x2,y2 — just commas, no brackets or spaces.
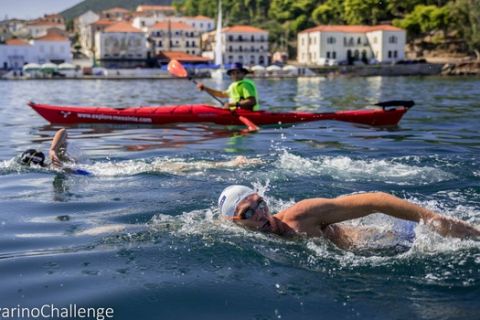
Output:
227,62,250,75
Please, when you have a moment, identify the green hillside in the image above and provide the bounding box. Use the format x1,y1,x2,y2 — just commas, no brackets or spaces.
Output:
61,0,173,20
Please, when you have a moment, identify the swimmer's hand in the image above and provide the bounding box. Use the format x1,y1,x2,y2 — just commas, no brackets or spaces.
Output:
226,156,263,167
49,149,62,168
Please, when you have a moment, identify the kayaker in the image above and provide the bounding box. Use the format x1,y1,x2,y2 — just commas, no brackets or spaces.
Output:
18,128,81,173
218,185,480,249
197,62,260,111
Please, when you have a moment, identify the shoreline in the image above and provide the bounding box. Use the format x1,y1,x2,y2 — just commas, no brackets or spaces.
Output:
2,62,479,80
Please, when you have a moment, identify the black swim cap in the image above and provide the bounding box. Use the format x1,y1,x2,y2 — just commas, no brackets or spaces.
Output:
19,149,45,166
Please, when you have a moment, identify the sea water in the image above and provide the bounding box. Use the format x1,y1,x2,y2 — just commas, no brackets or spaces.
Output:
0,76,479,319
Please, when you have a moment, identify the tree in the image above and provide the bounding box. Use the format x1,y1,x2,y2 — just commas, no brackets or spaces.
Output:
393,5,450,39
312,1,345,25
343,0,387,25
450,0,480,60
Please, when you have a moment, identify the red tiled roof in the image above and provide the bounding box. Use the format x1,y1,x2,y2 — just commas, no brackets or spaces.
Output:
6,38,30,46
35,32,68,42
151,21,194,31
91,19,116,26
160,51,211,62
300,25,404,34
223,25,267,33
104,22,142,33
136,5,175,12
27,20,64,27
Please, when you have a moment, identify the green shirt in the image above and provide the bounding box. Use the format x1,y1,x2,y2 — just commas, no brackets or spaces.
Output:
227,79,260,111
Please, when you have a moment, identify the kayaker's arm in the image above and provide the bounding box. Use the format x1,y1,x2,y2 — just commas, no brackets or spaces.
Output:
225,97,257,110
197,83,229,98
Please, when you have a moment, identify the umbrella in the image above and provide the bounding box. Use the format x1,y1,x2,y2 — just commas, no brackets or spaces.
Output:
58,62,75,70
282,65,298,72
266,65,281,71
251,65,265,71
23,63,41,72
41,63,58,73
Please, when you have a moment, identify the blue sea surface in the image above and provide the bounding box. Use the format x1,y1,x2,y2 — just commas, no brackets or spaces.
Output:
0,76,479,319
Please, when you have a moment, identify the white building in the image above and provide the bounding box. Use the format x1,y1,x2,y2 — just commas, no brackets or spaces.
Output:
172,16,214,33
204,25,269,66
26,20,66,38
0,39,34,69
95,22,147,63
31,32,72,64
81,19,115,56
136,5,175,16
133,15,214,34
297,25,406,65
148,21,201,56
75,10,99,32
100,7,131,21
0,32,71,69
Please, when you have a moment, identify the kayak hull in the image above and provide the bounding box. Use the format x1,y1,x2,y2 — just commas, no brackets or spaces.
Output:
28,102,410,127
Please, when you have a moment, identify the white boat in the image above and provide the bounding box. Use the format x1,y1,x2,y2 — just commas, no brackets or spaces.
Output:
211,1,228,80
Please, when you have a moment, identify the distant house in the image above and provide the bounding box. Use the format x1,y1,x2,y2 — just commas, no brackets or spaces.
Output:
173,16,214,33
31,31,72,64
82,19,115,57
95,22,147,67
135,5,176,16
203,25,269,66
0,31,72,69
42,14,65,25
297,25,406,65
26,19,66,38
148,21,201,56
0,38,33,69
100,7,131,21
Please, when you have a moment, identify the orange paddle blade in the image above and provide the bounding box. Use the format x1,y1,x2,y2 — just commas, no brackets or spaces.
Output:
238,116,260,132
167,59,188,78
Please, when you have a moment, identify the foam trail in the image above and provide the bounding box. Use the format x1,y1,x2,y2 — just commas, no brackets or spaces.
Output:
276,151,454,185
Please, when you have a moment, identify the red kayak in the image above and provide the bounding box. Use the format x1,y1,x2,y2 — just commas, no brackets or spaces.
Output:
28,100,414,127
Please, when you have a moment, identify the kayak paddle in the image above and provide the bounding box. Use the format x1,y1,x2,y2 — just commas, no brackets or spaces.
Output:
167,59,259,132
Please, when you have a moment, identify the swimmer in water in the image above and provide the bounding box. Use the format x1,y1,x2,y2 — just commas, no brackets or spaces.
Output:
18,128,80,173
218,185,480,249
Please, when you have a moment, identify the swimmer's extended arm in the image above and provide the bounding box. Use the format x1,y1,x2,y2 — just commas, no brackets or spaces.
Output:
49,128,67,167
285,192,480,239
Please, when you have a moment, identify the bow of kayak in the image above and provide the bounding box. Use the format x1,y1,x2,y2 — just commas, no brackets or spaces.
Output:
28,100,413,127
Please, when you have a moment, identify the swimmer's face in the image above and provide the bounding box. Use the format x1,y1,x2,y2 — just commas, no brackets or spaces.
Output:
231,193,272,232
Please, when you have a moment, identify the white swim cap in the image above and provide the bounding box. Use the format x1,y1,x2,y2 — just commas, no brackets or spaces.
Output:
218,185,256,216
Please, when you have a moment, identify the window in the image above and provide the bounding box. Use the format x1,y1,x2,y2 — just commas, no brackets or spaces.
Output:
332,51,336,59
186,50,189,54
239,46,242,52
250,55,255,64
251,35,254,41
388,50,392,58
389,36,397,44
326,51,331,59
327,37,336,44
186,41,190,47
357,37,361,45
393,50,398,58
229,45,233,52
192,41,196,47
141,21,145,27
158,40,162,46
228,35,233,41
